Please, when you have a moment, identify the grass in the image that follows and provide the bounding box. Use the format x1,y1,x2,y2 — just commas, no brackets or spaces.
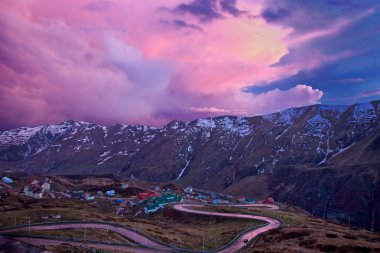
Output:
3,193,379,252
129,210,261,250
0,195,261,251
189,205,380,253
11,228,134,245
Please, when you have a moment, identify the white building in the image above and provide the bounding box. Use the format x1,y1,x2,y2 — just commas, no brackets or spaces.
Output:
41,182,51,192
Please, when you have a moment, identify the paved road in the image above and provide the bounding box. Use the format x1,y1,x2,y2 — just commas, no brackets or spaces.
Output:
2,223,170,251
173,204,281,253
1,203,281,253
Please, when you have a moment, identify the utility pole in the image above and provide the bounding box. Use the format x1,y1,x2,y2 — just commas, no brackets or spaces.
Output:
28,217,31,240
202,231,205,252
83,225,87,242
348,216,351,229
370,182,375,231
233,169,236,202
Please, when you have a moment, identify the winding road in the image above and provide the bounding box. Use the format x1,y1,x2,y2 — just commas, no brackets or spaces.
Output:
0,203,281,253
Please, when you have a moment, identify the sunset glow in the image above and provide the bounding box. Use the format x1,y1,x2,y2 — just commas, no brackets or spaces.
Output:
0,0,379,129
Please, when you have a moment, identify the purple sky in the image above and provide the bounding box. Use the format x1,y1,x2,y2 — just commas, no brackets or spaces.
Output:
0,0,379,130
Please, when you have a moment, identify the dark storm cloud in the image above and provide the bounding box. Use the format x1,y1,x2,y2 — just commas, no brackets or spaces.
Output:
261,7,291,23
327,0,361,9
251,1,380,104
261,0,380,33
220,0,244,17
173,20,203,31
174,0,222,23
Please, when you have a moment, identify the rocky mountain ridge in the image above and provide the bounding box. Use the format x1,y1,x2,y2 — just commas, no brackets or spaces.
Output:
1,100,380,230
0,101,379,181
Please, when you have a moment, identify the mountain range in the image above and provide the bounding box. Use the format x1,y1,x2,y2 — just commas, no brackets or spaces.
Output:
1,100,379,230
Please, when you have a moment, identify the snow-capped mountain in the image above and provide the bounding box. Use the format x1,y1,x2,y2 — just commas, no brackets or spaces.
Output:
1,100,380,230
1,101,379,180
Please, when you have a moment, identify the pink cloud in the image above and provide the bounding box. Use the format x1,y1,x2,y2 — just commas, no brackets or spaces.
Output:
0,0,325,129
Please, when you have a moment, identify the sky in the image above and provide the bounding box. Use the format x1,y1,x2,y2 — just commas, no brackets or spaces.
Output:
0,0,379,130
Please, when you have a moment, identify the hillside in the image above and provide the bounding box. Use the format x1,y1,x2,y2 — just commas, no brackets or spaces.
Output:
1,100,379,230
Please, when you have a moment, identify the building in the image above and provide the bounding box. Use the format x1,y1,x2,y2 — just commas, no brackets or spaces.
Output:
184,186,193,193
137,192,159,200
86,195,95,201
2,177,13,184
41,182,51,192
24,185,43,199
144,194,181,214
144,202,161,214
263,197,274,204
84,193,95,200
212,199,222,205
106,190,116,196
29,179,40,185
247,197,255,203
72,191,85,199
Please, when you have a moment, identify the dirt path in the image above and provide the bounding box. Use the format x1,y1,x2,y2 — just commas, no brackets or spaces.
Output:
1,203,281,253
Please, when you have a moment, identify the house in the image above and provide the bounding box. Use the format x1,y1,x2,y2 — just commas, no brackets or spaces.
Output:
106,190,116,196
71,191,85,199
24,185,43,199
144,194,181,214
86,196,95,201
23,178,51,198
184,185,193,193
84,193,95,200
246,197,255,204
51,214,61,219
137,192,159,200
212,199,222,205
115,207,125,216
41,182,51,192
2,177,13,184
155,194,181,206
144,202,162,214
29,179,40,185
237,195,246,203
263,197,275,204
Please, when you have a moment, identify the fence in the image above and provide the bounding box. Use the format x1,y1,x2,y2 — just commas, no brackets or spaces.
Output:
0,217,283,253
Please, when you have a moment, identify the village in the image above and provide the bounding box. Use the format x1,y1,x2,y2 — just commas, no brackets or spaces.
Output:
2,174,379,253
0,174,274,218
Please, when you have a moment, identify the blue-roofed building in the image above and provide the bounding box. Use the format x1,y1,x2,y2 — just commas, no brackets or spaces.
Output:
2,177,13,184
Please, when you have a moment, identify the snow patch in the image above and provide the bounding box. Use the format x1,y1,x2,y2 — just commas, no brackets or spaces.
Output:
305,114,331,137
331,142,356,158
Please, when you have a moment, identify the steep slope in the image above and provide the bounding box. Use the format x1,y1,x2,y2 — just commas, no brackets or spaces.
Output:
0,101,379,181
0,100,379,229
